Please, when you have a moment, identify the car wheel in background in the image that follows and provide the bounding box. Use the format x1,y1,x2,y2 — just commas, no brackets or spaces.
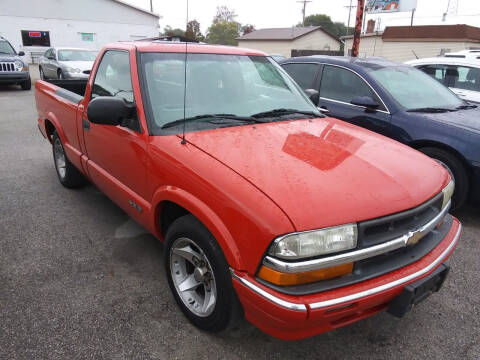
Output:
419,147,469,210
20,77,31,90
164,214,242,332
52,131,86,188
58,70,64,80
39,67,45,80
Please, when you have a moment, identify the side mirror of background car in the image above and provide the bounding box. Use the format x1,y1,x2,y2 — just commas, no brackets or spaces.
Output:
18,51,25,56
351,96,380,111
87,96,135,126
304,88,319,105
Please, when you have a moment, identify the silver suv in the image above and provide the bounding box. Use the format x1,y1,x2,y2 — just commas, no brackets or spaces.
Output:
0,36,31,90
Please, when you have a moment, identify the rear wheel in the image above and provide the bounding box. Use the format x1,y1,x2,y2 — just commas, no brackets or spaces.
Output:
419,147,469,210
52,131,86,188
164,214,242,332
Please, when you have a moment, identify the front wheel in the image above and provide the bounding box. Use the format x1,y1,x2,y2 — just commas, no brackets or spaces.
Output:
21,77,31,90
52,131,86,188
58,70,64,80
164,214,242,332
419,147,469,210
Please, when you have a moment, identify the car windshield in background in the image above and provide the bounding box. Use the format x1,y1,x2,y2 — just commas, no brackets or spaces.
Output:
370,66,464,111
140,53,319,134
0,41,16,55
58,50,97,61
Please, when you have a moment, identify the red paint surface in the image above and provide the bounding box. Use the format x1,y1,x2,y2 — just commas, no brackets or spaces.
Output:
34,42,458,340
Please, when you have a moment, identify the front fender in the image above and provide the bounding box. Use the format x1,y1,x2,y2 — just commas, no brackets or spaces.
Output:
150,185,243,270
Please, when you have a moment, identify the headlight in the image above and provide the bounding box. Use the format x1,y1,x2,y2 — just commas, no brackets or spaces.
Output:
14,60,23,71
269,224,358,260
441,180,454,209
66,67,81,73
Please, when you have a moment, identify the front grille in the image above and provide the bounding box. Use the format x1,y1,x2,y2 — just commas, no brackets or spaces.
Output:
0,62,17,72
358,192,443,248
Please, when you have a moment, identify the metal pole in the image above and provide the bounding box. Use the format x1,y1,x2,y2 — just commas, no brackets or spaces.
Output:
186,0,189,30
351,0,365,57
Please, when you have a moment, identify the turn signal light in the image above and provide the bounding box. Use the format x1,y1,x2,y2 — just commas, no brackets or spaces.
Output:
257,263,353,286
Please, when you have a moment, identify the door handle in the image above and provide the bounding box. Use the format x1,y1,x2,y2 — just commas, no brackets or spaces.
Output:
82,118,90,131
318,106,329,113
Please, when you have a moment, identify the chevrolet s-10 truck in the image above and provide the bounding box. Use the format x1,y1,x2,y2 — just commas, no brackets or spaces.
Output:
35,40,461,340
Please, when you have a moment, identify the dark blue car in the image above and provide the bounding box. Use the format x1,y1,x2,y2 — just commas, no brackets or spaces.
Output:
280,56,480,210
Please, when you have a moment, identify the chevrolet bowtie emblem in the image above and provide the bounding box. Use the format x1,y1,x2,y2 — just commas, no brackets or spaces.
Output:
405,229,425,246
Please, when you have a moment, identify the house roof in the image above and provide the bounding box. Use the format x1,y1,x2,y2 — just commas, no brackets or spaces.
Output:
111,0,160,18
237,26,341,43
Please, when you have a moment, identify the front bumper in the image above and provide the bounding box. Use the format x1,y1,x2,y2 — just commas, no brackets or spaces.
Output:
64,72,89,80
231,217,461,340
0,71,30,84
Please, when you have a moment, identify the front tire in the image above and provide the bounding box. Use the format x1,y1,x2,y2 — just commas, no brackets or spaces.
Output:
58,70,64,80
21,77,31,90
39,67,45,80
419,147,469,210
164,214,242,332
52,131,86,188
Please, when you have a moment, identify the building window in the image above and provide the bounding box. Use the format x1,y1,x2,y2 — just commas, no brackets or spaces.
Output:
80,33,94,42
21,30,50,47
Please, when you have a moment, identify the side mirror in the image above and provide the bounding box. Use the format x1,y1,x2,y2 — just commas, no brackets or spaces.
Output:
87,96,135,126
350,96,380,110
18,51,25,56
304,88,319,105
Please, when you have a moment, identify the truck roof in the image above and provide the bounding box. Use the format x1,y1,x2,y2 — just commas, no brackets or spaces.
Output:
113,41,268,56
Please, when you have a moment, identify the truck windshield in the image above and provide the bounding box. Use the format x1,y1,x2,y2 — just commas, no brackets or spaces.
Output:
0,41,16,55
58,50,97,61
370,66,464,111
140,52,320,134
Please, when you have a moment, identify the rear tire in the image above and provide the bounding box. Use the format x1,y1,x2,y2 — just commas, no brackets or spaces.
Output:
164,214,243,332
21,77,31,90
419,147,469,210
52,131,86,188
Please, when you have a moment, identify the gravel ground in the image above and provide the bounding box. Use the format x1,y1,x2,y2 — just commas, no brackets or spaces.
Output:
0,86,479,359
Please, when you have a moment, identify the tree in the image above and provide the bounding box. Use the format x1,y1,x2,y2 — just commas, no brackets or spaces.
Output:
206,6,240,46
301,14,352,38
186,20,204,41
162,25,185,37
241,24,255,36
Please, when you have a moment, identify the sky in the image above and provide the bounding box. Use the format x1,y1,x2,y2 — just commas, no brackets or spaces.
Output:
126,0,480,34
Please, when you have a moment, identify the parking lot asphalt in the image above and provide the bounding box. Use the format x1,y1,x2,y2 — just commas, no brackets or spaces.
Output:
0,85,479,360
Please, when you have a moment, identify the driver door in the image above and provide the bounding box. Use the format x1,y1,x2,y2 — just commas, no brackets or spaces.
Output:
82,49,149,221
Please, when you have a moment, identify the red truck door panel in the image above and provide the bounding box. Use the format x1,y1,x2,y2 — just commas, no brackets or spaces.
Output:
82,50,149,221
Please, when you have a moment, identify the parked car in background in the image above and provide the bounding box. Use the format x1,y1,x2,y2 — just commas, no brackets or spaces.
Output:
406,57,480,104
270,54,287,62
39,47,97,80
280,56,480,210
0,35,31,90
35,41,460,340
443,49,480,61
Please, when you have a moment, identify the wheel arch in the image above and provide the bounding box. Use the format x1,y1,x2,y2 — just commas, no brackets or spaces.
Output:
151,186,243,270
43,112,67,145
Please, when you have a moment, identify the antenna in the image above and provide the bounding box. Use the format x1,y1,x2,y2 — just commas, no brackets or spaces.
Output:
181,42,187,145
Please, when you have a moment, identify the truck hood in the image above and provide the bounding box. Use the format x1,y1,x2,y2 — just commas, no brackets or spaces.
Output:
185,117,448,231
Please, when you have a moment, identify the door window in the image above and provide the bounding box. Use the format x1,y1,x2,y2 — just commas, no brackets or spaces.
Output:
320,65,382,108
449,66,480,92
282,63,319,90
418,64,448,85
91,50,133,102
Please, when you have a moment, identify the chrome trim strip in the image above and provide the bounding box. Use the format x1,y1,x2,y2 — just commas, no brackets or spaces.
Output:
264,201,451,274
309,222,461,309
230,269,307,312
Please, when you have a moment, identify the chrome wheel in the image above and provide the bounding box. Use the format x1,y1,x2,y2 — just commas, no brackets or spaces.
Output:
170,237,217,317
53,137,66,179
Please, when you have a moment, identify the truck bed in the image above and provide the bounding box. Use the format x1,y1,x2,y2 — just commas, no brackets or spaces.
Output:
42,79,87,102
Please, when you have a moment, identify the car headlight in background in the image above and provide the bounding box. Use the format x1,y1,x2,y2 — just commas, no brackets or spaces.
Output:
441,180,454,210
14,60,23,71
269,224,358,260
66,67,81,73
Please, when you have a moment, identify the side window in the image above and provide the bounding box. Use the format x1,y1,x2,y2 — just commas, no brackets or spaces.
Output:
450,66,480,92
91,51,133,103
418,64,448,84
320,65,380,107
282,63,319,90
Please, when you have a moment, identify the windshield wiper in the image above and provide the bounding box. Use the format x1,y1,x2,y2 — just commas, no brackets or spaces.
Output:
455,104,478,110
251,108,321,118
0,51,13,55
161,114,265,129
406,107,455,113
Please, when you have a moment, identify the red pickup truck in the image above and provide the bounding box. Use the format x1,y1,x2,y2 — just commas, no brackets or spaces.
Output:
35,40,461,340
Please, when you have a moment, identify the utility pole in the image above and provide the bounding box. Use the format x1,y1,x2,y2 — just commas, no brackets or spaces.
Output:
345,0,356,35
150,0,153,12
186,0,189,30
351,0,365,57
297,0,312,26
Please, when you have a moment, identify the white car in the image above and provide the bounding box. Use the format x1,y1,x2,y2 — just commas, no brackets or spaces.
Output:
406,57,480,104
444,49,480,61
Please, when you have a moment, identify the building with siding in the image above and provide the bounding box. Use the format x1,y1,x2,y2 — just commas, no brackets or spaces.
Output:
237,27,342,58
0,0,160,63
342,25,480,63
